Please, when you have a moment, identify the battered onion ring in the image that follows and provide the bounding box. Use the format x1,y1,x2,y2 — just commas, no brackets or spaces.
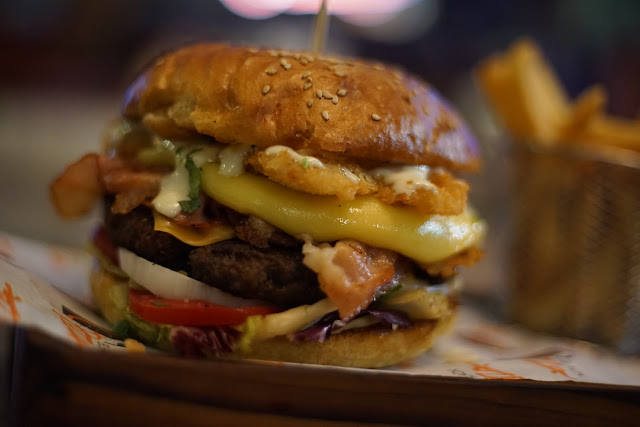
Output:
248,151,377,201
249,149,469,215
419,246,484,278
375,169,469,215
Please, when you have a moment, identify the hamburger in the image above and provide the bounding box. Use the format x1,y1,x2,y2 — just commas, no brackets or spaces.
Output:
50,43,485,368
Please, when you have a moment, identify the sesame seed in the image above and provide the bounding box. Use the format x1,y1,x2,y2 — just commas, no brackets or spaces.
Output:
323,91,334,99
337,89,347,96
322,110,329,121
268,50,279,57
265,68,277,75
301,71,311,79
303,81,313,90
299,58,309,65
332,96,339,105
294,53,301,60
262,85,271,95
248,48,258,53
284,63,292,70
307,99,314,108
371,113,381,121
334,71,345,77
373,64,384,71
316,90,323,99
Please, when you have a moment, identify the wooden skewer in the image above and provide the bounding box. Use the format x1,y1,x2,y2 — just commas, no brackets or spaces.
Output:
312,0,329,54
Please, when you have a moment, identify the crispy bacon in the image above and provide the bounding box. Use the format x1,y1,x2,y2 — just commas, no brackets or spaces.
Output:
111,190,156,215
98,155,166,214
50,153,166,218
97,155,163,203
50,153,103,218
170,195,213,228
302,239,397,321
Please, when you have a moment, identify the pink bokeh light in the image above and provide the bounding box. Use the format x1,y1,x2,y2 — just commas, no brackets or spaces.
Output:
219,0,419,24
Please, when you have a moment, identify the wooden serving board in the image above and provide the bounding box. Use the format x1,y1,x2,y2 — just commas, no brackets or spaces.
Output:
4,324,640,426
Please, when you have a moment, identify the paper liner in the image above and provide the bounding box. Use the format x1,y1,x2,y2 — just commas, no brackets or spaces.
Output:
1,231,639,384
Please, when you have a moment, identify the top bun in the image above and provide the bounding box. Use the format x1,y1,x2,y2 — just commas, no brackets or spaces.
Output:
123,43,480,170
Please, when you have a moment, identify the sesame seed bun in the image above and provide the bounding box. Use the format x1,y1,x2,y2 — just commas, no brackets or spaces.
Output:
122,43,480,171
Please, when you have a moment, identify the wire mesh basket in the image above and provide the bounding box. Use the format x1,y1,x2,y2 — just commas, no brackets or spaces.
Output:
508,142,640,354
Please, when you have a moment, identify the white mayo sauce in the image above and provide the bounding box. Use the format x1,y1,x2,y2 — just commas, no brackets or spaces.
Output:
153,143,251,217
370,165,437,195
264,145,325,168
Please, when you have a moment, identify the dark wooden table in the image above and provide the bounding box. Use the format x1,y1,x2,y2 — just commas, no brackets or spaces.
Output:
4,324,640,426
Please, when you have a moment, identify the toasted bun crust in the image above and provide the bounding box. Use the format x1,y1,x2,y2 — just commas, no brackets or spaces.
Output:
91,264,455,368
239,315,455,368
123,43,480,171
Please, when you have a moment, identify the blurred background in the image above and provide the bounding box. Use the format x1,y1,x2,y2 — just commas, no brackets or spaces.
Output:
1,0,639,296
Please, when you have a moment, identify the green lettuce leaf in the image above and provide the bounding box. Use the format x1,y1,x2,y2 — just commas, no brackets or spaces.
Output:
178,154,202,213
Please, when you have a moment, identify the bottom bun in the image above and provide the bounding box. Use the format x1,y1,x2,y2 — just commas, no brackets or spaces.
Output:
237,315,455,368
90,263,130,325
90,263,456,368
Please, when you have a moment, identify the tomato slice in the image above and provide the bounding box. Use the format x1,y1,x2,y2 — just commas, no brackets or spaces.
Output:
93,227,119,265
128,290,278,326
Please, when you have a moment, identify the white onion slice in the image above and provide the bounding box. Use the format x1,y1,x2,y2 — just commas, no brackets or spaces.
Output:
118,247,270,307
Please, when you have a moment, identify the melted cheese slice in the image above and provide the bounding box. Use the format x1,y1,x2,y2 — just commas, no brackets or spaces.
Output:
201,163,485,264
153,210,235,246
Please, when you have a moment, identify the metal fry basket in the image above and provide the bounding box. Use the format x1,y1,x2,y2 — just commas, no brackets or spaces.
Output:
508,142,640,354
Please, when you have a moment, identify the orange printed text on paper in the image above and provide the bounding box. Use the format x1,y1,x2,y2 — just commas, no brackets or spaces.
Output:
526,357,574,380
0,282,21,322
470,363,525,380
52,308,102,347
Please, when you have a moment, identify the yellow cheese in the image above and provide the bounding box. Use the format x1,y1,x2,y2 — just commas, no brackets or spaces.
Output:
201,163,485,264
153,210,235,246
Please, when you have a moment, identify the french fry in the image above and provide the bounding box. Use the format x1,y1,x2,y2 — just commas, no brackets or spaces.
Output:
578,115,640,151
507,39,571,143
476,38,571,144
476,54,533,139
560,85,608,141
477,38,640,152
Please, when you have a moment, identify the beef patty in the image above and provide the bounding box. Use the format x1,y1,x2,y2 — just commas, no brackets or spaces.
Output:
104,201,324,307
189,241,322,306
105,204,191,271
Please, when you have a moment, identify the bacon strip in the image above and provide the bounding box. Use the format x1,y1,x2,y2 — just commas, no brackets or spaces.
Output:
50,153,166,218
101,169,163,195
97,155,164,215
302,239,397,320
50,153,103,218
170,195,215,228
